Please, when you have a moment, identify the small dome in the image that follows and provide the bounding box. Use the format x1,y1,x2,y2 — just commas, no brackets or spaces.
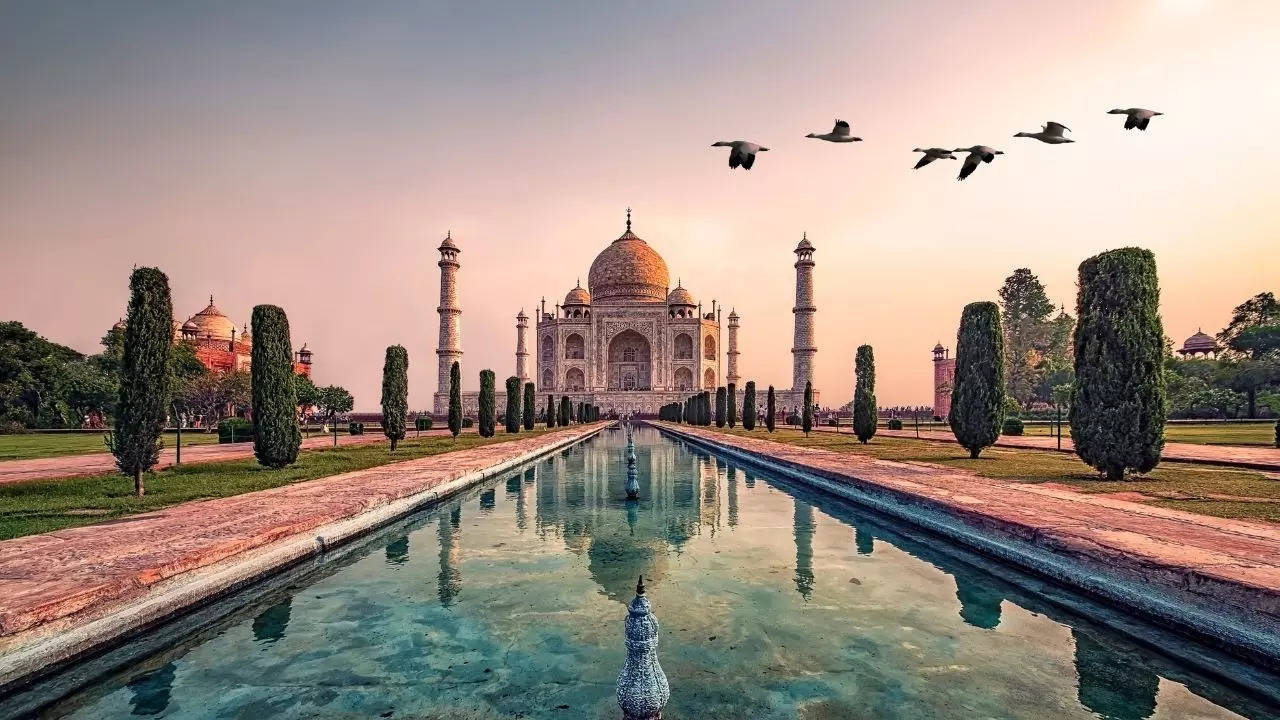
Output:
666,283,695,306
439,231,458,252
1181,329,1218,351
933,342,946,353
112,318,126,332
728,308,739,320
239,324,252,345
795,233,814,252
564,281,591,306
187,296,237,341
181,319,199,333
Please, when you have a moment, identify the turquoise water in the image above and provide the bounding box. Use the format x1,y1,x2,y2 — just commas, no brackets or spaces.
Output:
23,427,1278,719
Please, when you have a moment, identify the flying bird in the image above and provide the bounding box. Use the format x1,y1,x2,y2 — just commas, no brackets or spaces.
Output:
1014,122,1074,144
712,140,769,170
806,119,862,143
912,148,957,169
954,145,1004,180
1108,108,1163,130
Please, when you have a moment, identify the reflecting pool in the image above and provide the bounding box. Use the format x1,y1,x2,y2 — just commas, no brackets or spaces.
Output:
23,427,1278,719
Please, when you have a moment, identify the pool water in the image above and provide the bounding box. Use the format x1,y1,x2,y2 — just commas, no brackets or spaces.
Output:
24,427,1278,719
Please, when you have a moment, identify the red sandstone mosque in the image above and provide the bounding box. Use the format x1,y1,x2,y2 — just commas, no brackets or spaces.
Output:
116,295,314,377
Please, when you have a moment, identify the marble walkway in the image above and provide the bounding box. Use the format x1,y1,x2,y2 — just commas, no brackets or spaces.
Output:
811,425,1280,471
0,428,470,486
0,423,606,656
660,423,1280,664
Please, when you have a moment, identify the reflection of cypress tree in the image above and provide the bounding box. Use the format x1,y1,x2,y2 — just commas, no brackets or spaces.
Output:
384,536,409,565
479,488,496,511
793,500,815,600
127,662,176,716
505,475,521,494
954,575,1003,629
437,511,462,607
252,597,294,643
1072,629,1159,720
450,505,461,529
726,467,739,528
854,527,874,555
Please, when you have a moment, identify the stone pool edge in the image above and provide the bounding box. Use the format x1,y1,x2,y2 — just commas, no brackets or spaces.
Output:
0,422,611,693
653,422,1280,674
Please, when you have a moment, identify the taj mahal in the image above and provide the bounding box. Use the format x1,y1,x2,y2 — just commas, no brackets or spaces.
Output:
431,211,819,417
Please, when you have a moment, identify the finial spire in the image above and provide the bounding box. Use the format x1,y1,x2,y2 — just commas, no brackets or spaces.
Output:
209,293,214,305
636,575,645,595
802,231,807,241
626,206,631,232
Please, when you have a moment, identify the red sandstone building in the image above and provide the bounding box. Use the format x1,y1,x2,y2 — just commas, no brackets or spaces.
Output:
931,343,955,420
117,296,314,376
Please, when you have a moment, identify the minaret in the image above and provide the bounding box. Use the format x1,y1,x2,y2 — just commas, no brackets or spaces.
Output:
791,233,817,392
726,309,741,386
435,232,462,413
515,309,530,383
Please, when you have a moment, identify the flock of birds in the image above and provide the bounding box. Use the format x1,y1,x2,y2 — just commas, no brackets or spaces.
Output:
711,108,1164,180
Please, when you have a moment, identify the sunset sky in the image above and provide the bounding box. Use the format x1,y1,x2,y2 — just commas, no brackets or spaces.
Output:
2,0,1277,410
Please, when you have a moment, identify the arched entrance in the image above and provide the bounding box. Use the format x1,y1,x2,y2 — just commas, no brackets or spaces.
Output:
674,367,693,390
565,367,585,391
607,330,651,390
703,367,716,389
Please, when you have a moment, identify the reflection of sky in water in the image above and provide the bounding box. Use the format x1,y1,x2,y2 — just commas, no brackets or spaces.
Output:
49,427,1272,719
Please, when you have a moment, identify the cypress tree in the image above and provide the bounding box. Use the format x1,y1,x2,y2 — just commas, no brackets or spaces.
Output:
853,345,877,444
802,381,813,435
743,381,757,430
559,395,571,426
478,370,496,437
727,382,737,428
949,301,1006,458
108,267,173,496
448,361,462,438
523,382,536,430
505,376,521,433
1070,248,1167,480
544,394,554,428
251,304,302,468
766,385,776,432
381,345,409,451
715,387,726,427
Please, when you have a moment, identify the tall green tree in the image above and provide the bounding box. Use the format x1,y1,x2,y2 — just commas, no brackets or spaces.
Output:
107,268,173,495
766,385,776,432
743,381,757,430
559,395,571,426
1217,292,1279,349
250,305,301,468
546,394,555,428
802,382,813,435
1070,248,1166,480
998,268,1055,408
715,387,726,427
381,345,409,451
448,361,462,438
505,376,521,433
949,301,1006,458
726,383,737,428
478,370,496,438
853,345,878,444
522,382,536,430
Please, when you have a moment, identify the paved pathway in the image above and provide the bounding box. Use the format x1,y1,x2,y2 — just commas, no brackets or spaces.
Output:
812,425,1280,471
0,424,605,653
660,424,1280,662
0,429,469,486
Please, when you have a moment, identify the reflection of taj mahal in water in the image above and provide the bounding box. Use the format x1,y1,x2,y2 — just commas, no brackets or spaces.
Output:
432,210,819,417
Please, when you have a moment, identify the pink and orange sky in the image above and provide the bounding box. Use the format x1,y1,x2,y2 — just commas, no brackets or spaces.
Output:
2,0,1276,410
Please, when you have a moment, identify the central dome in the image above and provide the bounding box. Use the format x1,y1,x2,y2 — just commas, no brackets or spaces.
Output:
587,229,670,303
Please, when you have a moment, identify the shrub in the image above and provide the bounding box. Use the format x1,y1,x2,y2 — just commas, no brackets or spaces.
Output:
415,416,433,431
250,304,301,469
743,382,757,431
448,362,462,438
949,301,1005,459
218,417,254,443
0,420,27,435
381,345,409,451
1070,248,1166,480
108,267,173,496
462,418,474,428
348,421,365,436
785,413,801,426
853,345,877,444
1002,417,1025,435
887,419,903,430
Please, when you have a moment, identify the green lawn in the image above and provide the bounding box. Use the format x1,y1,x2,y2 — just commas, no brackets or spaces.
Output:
0,432,222,460
707,427,1280,523
0,429,552,541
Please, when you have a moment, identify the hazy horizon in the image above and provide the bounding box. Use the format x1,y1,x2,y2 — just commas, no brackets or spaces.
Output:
2,0,1276,411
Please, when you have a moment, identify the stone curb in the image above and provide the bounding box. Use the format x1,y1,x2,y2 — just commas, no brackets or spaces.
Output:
653,423,1280,677
0,423,610,693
